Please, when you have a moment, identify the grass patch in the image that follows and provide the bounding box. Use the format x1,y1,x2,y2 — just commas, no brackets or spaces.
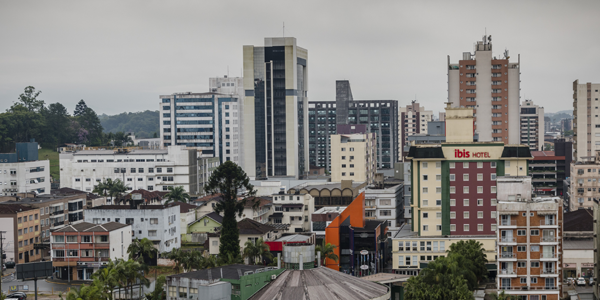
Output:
38,148,59,181
147,266,178,278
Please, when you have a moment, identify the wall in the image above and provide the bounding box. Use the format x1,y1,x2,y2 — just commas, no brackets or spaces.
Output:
325,192,365,271
0,160,51,195
109,225,132,261
188,217,221,234
0,217,15,262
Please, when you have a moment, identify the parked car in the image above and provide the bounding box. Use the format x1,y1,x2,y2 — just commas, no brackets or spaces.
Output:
590,277,595,286
6,292,26,300
4,261,16,268
577,277,587,286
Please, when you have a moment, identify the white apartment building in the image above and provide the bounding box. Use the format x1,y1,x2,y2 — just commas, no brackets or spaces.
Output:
269,192,315,233
159,92,241,163
0,142,50,196
573,80,600,161
399,101,433,157
448,36,520,144
520,99,545,151
60,146,198,194
85,204,181,253
365,182,404,235
330,133,376,183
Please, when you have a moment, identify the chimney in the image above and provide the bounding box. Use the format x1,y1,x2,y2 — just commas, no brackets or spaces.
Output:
317,251,321,267
299,253,303,270
277,253,281,269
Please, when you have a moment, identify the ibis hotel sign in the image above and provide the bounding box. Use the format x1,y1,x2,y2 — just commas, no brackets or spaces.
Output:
442,144,505,160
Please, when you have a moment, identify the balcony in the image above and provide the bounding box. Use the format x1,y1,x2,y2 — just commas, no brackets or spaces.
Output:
498,237,516,245
541,237,559,245
498,253,516,261
540,269,559,277
498,269,517,277
540,253,559,260
539,220,558,227
50,210,64,216
498,220,517,228
51,221,65,228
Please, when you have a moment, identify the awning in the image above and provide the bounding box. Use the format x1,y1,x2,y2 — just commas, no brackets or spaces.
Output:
500,211,519,215
270,212,283,218
537,188,556,192
536,211,556,216
282,204,303,208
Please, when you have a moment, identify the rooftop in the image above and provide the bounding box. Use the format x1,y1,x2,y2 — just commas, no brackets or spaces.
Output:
1,194,84,205
237,218,276,235
563,239,594,250
290,181,365,191
72,149,169,156
393,223,495,240
0,204,36,215
52,222,129,232
249,267,389,300
89,204,178,210
313,206,347,214
275,234,311,243
168,264,265,281
564,209,593,232
189,212,223,226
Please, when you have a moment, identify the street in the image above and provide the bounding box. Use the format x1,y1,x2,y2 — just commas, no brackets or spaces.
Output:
1,272,76,295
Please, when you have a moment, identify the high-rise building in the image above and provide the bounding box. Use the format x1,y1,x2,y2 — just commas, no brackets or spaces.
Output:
330,131,376,183
391,105,531,276
0,142,50,196
520,99,545,151
496,177,562,299
159,91,241,163
448,36,520,143
308,80,398,170
242,37,308,179
572,80,600,162
399,101,433,157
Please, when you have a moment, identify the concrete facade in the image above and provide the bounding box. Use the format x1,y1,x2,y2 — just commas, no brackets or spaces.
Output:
399,101,433,160
0,142,50,196
569,159,600,211
364,182,404,234
242,37,309,179
159,91,241,164
520,99,545,151
573,80,600,162
269,192,314,232
60,146,198,194
448,36,520,144
330,132,376,183
85,205,180,253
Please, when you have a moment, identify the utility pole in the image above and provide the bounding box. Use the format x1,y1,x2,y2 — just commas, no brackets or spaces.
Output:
0,231,6,295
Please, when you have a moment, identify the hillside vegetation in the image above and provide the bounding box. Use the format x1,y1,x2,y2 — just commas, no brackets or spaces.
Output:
99,110,159,138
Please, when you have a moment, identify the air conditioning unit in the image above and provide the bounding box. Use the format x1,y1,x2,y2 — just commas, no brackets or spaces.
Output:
271,275,277,280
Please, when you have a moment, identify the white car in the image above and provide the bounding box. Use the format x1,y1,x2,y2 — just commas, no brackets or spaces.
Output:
577,277,586,286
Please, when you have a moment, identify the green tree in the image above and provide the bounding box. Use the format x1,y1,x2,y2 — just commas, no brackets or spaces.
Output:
165,248,188,273
564,130,573,137
63,280,106,300
242,238,272,265
204,161,257,261
164,186,190,204
17,86,44,112
110,179,127,204
74,99,88,117
41,102,72,148
78,107,104,146
490,290,517,300
448,240,488,285
128,238,157,265
91,259,120,300
404,255,474,300
144,275,166,300
315,241,338,267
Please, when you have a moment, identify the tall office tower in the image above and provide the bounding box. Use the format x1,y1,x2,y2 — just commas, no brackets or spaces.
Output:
573,80,600,162
308,80,398,170
520,99,545,151
242,37,308,179
159,92,241,163
399,101,433,159
448,36,520,143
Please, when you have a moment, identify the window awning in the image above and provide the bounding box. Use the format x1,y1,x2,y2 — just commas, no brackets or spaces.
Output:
270,212,283,218
500,211,519,215
282,204,304,208
537,211,556,216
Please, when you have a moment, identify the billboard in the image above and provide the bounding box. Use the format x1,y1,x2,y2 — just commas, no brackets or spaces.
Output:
16,261,53,280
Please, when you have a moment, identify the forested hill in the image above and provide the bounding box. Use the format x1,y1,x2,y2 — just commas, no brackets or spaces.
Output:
99,110,159,138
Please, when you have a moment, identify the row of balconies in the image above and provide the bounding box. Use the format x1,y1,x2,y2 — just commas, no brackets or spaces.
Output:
498,219,558,227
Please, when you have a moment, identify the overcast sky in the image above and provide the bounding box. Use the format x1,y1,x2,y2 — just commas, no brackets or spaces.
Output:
1,0,598,116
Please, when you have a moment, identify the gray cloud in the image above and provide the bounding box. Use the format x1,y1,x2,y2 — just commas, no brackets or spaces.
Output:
1,0,598,115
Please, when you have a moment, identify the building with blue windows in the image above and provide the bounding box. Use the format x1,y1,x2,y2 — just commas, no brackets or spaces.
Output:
159,91,241,164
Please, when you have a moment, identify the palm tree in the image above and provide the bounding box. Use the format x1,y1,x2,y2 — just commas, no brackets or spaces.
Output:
165,248,188,273
91,260,119,300
63,281,105,300
164,186,190,204
144,275,166,300
128,238,157,265
242,238,272,265
315,241,338,267
110,179,127,204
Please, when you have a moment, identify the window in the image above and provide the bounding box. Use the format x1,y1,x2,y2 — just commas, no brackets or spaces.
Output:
477,174,483,181
491,162,497,168
464,224,469,231
179,287,187,298
449,162,455,169
464,212,470,219
436,187,441,194
477,199,483,206
531,245,540,252
422,187,428,193
491,224,497,231
423,175,428,181
477,224,483,231
491,174,497,180
450,212,456,219
531,229,539,236
67,236,77,243
531,262,540,268
450,174,455,181
450,199,456,206
436,199,441,206
148,230,157,237
463,199,469,206
422,162,428,168
463,186,469,193
517,261,526,267
477,211,483,218
422,200,428,206
423,212,428,219
520,278,527,284
450,186,455,194
422,225,428,231
463,162,469,168
491,198,497,206
532,278,538,284
463,174,469,181
82,236,91,243
517,230,526,236
491,211,497,218
450,224,456,231
491,186,497,193
477,162,483,168
436,175,441,181
436,212,442,218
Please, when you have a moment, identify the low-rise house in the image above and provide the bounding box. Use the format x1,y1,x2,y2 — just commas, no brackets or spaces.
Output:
85,204,180,253
311,206,346,244
188,212,222,234
208,218,282,256
192,194,223,214
175,202,202,234
268,192,314,233
51,222,132,281
563,209,593,279
236,197,272,224
166,264,284,300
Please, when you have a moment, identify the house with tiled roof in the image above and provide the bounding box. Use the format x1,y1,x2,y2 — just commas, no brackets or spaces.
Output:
51,222,132,281
236,196,273,224
208,218,283,256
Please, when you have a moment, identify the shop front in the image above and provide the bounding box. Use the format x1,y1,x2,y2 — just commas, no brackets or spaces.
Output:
581,263,594,279
563,263,577,279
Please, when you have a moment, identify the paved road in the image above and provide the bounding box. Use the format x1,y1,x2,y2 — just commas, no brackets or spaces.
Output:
1,272,75,294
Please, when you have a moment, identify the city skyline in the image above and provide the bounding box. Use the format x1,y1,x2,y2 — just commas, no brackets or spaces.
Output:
1,1,599,115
